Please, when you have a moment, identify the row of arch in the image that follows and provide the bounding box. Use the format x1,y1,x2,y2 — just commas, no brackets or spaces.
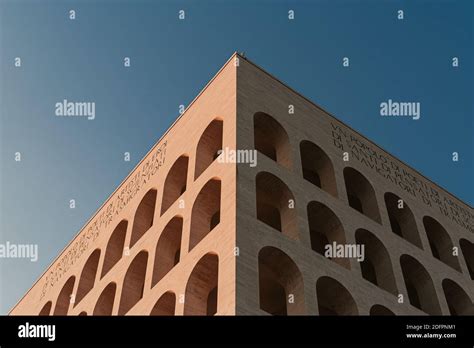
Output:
102,176,221,284
41,195,220,315
40,251,220,316
257,246,473,316
252,111,473,314
38,244,473,316
38,117,226,316
131,118,224,248
44,172,221,315
36,111,472,315
255,162,474,279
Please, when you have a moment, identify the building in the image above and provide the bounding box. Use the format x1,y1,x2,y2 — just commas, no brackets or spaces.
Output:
10,53,474,316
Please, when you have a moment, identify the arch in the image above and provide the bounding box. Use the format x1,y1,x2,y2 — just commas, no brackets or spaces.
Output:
53,276,75,315
93,282,116,316
355,229,398,294
307,201,349,269
184,253,219,315
161,155,189,215
39,301,52,316
370,304,395,316
300,140,337,197
254,112,291,169
442,279,474,315
423,216,461,271
195,119,223,180
384,192,422,247
130,189,157,248
258,246,305,315
118,251,148,315
150,291,176,316
316,276,358,315
256,172,298,239
400,254,441,314
78,311,87,316
101,220,127,278
460,239,474,279
343,167,381,223
189,179,221,251
75,249,101,305
152,216,183,287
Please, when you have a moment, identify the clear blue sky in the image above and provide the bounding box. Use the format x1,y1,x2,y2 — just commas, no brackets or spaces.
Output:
1,0,472,314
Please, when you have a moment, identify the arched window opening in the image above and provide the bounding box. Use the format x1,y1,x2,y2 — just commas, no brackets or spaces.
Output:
389,216,402,237
53,276,75,315
102,220,127,278
460,239,474,280
407,279,422,309
150,291,176,316
195,119,223,180
423,216,461,271
256,172,298,239
93,282,116,316
258,246,305,315
174,249,181,265
189,179,221,251
161,156,189,215
348,194,363,214
316,276,358,315
300,140,337,197
130,189,157,248
355,229,398,295
207,287,218,316
75,249,101,305
152,216,183,287
343,167,381,223
118,251,148,315
307,201,349,269
384,192,422,247
442,279,474,315
400,254,441,315
370,304,395,316
184,253,219,315
429,240,440,259
39,301,52,316
254,112,291,169
210,211,220,231
360,259,377,285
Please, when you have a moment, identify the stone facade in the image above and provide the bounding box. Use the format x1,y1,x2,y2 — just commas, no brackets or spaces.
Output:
10,53,473,316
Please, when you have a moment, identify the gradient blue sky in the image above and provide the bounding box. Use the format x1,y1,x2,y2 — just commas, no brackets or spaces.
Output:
0,0,472,314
